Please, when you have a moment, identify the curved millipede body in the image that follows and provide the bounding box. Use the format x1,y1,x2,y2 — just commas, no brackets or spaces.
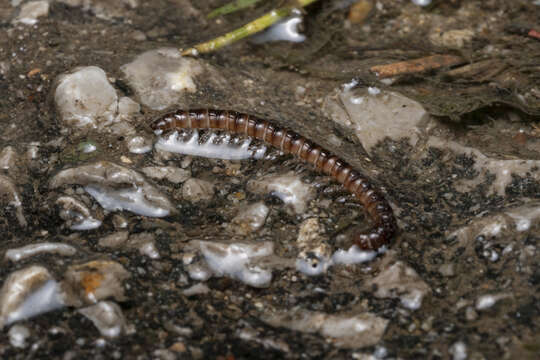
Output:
151,109,397,251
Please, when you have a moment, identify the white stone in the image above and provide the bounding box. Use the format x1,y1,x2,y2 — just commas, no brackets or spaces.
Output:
247,172,314,214
191,241,274,288
141,166,191,184
367,261,430,310
56,196,102,230
262,309,388,349
231,202,270,234
182,178,214,202
0,174,26,227
14,1,49,25
449,341,467,360
50,161,175,218
8,324,30,348
475,293,510,311
5,242,77,262
78,301,131,338
323,87,429,154
120,48,203,110
54,66,118,128
126,135,152,154
63,260,130,306
0,146,17,170
0,266,64,328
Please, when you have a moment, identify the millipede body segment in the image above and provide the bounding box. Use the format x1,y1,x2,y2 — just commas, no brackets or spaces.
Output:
151,109,397,251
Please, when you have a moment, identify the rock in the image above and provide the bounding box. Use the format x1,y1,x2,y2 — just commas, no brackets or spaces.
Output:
50,161,175,218
323,87,429,154
295,218,332,276
366,261,430,310
8,324,31,348
182,178,214,202
430,29,475,49
230,202,269,234
63,260,130,306
78,301,133,338
247,172,314,214
56,196,102,230
120,48,203,110
13,1,49,25
187,241,274,288
5,242,77,262
126,135,153,154
57,0,138,20
0,266,64,328
0,174,26,227
262,309,389,349
98,231,129,248
54,66,118,128
141,166,191,184
0,146,18,170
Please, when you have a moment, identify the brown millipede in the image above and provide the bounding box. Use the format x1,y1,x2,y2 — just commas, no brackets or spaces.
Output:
150,109,397,251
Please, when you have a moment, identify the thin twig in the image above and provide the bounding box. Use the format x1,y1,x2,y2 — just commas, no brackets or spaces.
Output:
369,55,465,78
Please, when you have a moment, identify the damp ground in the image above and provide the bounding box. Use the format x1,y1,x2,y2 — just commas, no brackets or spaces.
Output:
0,1,539,359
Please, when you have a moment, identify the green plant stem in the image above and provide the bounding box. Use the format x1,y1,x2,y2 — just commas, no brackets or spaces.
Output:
182,0,319,56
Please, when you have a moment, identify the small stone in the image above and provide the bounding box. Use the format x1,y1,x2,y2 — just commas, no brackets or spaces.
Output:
63,260,130,306
54,66,118,129
366,261,430,310
169,341,187,353
126,136,152,154
98,231,129,248
438,263,455,277
247,172,314,214
231,202,269,234
465,306,478,321
0,146,18,170
14,1,49,25
142,166,191,184
120,48,203,110
8,324,30,348
78,301,131,338
182,178,214,202
0,266,64,328
430,29,475,50
323,87,429,154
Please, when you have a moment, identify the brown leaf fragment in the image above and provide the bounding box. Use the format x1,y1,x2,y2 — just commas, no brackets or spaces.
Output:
370,55,465,78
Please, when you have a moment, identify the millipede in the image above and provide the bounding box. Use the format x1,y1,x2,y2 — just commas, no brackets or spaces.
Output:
150,109,397,251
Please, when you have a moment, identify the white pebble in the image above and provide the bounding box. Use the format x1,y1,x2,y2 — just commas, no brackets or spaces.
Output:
182,178,214,202
231,202,270,234
449,341,467,360
196,241,274,288
5,242,76,262
8,324,30,348
475,293,509,310
54,66,118,128
247,172,314,214
14,1,49,25
120,48,203,110
0,266,65,328
78,301,131,338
